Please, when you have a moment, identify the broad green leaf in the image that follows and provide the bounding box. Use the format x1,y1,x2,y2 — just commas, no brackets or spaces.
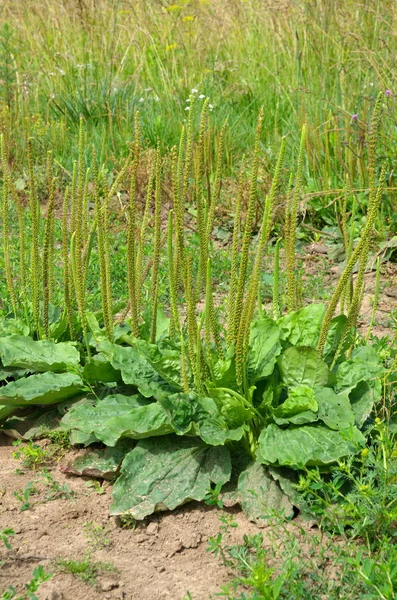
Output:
336,346,384,391
277,304,326,347
22,409,60,439
323,315,350,365
61,393,172,446
257,423,365,468
139,306,170,342
247,318,282,385
277,346,329,389
100,342,177,401
0,372,84,406
336,346,383,424
273,410,318,426
0,336,80,372
159,391,247,446
0,319,29,337
62,440,134,480
348,381,374,428
69,430,99,446
207,388,254,428
223,461,294,523
83,354,122,384
315,387,355,431
110,436,231,518
213,346,237,389
273,385,318,418
135,339,183,390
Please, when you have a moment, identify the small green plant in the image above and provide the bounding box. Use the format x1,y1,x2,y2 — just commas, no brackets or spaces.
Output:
84,480,106,495
0,528,15,551
209,513,397,599
119,514,137,530
296,417,397,549
0,565,53,600
11,441,51,471
83,521,112,550
55,555,118,587
204,483,224,508
40,472,75,502
13,482,38,511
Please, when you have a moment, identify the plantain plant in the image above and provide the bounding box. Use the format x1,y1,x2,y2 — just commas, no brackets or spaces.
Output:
0,96,390,523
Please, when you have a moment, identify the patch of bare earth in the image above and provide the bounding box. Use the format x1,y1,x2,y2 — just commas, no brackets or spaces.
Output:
0,433,267,600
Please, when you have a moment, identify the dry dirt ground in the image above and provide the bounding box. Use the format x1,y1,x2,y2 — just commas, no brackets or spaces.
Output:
0,433,267,600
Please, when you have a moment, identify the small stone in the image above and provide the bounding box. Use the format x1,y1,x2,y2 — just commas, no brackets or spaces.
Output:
146,522,159,536
100,580,119,592
181,532,202,549
45,591,64,600
134,533,148,543
38,529,48,539
157,566,165,573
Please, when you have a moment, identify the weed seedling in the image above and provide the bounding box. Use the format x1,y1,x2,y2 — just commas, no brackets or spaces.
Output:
84,480,106,495
11,441,51,471
0,565,53,600
119,514,137,530
0,528,15,551
204,483,224,508
83,521,112,550
41,472,75,502
13,482,38,511
55,555,118,587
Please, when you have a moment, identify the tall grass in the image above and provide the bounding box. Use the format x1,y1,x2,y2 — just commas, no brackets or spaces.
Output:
0,0,396,222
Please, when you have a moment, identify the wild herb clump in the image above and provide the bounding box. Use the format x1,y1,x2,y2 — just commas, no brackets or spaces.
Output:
0,95,393,521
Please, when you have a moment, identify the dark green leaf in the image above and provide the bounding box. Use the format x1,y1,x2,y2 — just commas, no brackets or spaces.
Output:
159,391,247,445
60,394,172,446
277,346,329,389
348,381,374,428
110,436,231,518
273,384,317,418
277,304,325,347
247,318,282,385
0,319,29,337
100,342,177,400
83,354,122,384
223,461,295,523
315,387,355,430
323,315,350,365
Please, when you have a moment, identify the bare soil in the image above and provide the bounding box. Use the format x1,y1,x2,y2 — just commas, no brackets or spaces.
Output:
0,433,264,600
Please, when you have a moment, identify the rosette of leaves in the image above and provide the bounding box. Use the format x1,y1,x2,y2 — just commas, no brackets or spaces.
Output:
56,304,383,522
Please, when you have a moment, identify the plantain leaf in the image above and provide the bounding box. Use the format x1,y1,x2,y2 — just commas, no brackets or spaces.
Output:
0,336,80,372
273,385,318,418
257,423,365,468
277,346,329,389
222,461,295,523
159,391,248,445
99,342,177,401
62,439,134,480
247,318,282,385
110,436,231,518
83,353,122,384
315,387,355,430
0,372,84,406
60,393,172,446
277,304,326,348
